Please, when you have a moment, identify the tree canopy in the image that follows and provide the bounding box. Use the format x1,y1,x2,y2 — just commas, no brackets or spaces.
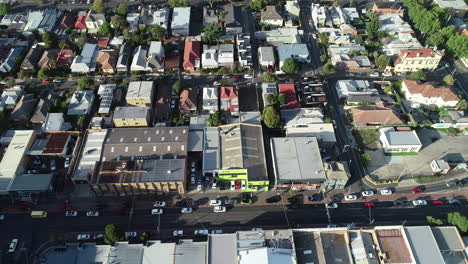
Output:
172,81,182,94
263,73,278,83
0,3,11,16
408,70,427,81
207,111,222,126
148,25,166,41
375,54,389,71
117,3,128,16
262,106,282,128
249,0,271,12
78,76,94,90
92,0,106,13
104,224,124,245
169,0,189,8
443,74,455,86
202,23,224,44
43,32,58,49
366,12,381,41
448,212,468,233
281,58,299,74
98,22,113,38
111,15,127,32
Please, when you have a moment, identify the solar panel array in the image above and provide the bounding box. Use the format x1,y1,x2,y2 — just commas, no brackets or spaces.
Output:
98,84,115,114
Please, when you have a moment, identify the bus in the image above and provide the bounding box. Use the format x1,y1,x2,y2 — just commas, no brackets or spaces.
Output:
31,211,47,218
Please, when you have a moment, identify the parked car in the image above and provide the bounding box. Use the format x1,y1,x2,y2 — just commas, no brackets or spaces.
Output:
344,195,357,201
449,199,461,206
94,234,104,239
370,72,379,77
183,76,192,80
77,234,91,240
50,160,56,171
235,181,241,190
211,230,223,234
86,211,99,217
446,180,459,187
151,209,163,215
380,189,392,195
173,230,183,237
266,195,282,203
194,229,209,236
396,72,406,76
252,228,263,231
197,181,202,191
382,72,392,77
325,203,338,209
225,199,239,205
125,232,137,238
52,79,63,83
411,186,424,194
213,206,226,213
65,211,78,217
190,176,195,185
412,200,427,206
64,157,71,168
8,239,18,253
308,194,323,201
213,81,220,86
244,74,253,79
210,200,222,206
0,215,4,220
362,190,374,196
432,200,443,206
181,207,193,214
230,180,235,190
241,180,246,190
153,201,166,207
212,178,217,188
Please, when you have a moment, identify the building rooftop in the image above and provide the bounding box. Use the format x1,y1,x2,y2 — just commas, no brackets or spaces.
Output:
73,130,107,182
107,242,144,264
8,173,53,192
434,0,468,10
271,137,326,182
403,80,459,102
320,231,353,264
380,127,422,146
143,241,176,264
113,106,150,120
203,127,220,172
126,81,154,100
208,234,237,264
172,7,191,29
175,240,207,264
404,226,445,264
375,228,414,264
188,130,203,152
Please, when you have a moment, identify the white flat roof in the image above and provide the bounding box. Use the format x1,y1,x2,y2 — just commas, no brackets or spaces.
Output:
172,7,191,29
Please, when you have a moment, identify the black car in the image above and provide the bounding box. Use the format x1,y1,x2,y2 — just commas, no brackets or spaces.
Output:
460,178,468,184
266,195,282,203
308,194,323,202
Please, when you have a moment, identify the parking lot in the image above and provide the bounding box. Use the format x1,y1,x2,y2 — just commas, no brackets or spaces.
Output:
366,128,468,180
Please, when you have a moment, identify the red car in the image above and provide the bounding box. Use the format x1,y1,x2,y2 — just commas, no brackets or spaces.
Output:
41,80,50,84
364,202,375,208
411,187,424,194
235,181,241,190
432,200,443,206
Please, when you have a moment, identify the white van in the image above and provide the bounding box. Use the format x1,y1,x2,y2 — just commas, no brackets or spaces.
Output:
230,181,235,190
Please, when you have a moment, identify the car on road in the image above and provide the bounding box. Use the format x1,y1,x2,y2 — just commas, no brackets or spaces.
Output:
325,203,338,209
344,195,357,201
235,181,241,190
267,195,282,203
432,200,443,206
312,33,317,39
173,230,183,236
213,206,226,213
64,157,71,168
362,190,374,197
411,186,424,194
77,234,91,240
225,199,239,205
50,160,56,171
212,178,217,188
222,75,230,79
396,72,406,76
446,179,459,187
370,72,379,77
449,199,461,206
380,189,393,195
86,211,99,217
65,211,78,217
190,175,195,185
393,200,405,207
308,194,323,201
211,230,223,234
213,81,220,86
382,72,392,77
53,79,63,83
244,74,253,79
252,228,263,231
94,234,104,239
197,180,203,191
194,229,209,236
151,209,163,215
125,232,137,238
183,76,192,80
460,178,468,184
210,200,222,206
153,201,166,207
412,200,427,206
181,207,193,214
8,239,18,253
364,202,375,208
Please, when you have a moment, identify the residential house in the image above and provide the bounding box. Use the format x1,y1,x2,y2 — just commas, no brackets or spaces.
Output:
30,93,56,124
255,27,302,45
183,40,201,72
333,55,372,72
116,43,132,72
67,90,95,116
258,46,275,68
379,127,422,153
56,13,75,30
237,34,252,67
130,45,148,72
381,33,422,57
11,94,37,122
350,103,404,127
42,113,69,132
203,87,218,113
96,49,117,73
126,13,140,31
74,11,87,30
202,45,219,69
97,37,110,49
281,108,336,144
126,81,154,107
0,87,23,112
23,8,62,35
23,11,43,34
335,80,377,99
394,48,444,72
113,106,152,127
372,2,404,15
57,48,73,67
285,0,300,18
261,6,284,27
203,7,218,25
0,14,27,32
141,8,169,28
340,23,358,35
97,84,116,114
146,41,164,72
342,8,360,22
300,81,327,106
262,83,278,107
401,80,460,108
172,7,191,36
328,31,353,45
20,45,44,71
218,44,234,68
37,49,59,70
311,4,328,28
165,53,180,71
378,13,414,35
434,0,468,17
278,83,300,109
85,10,105,31
180,87,198,113
224,6,242,34
220,86,239,116
70,43,98,73
0,48,24,73
277,44,310,69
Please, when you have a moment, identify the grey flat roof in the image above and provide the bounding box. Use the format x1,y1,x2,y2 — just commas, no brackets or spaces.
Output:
271,137,326,182
208,234,237,264
381,128,422,146
431,227,465,251
175,240,207,264
320,231,353,264
190,115,208,130
113,106,150,119
143,241,176,264
107,242,144,264
434,0,468,9
259,46,275,62
188,130,203,152
8,173,53,191
203,127,220,171
404,226,445,264
293,232,321,264
40,243,111,264
141,159,186,182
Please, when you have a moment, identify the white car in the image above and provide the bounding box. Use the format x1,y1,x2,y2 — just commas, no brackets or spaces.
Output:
8,239,18,252
194,229,209,236
153,201,166,207
213,81,220,86
173,230,183,236
209,200,222,206
181,207,193,214
50,160,56,171
251,228,263,231
325,203,338,209
370,72,379,77
190,176,196,184
125,232,137,238
382,72,392,77
151,209,163,215
412,200,427,206
77,234,91,240
344,195,357,201
64,157,71,168
183,76,192,80
86,211,99,217
52,79,63,83
211,230,223,234
65,211,78,217
380,189,393,195
244,74,253,79
213,206,226,213
362,190,374,197
312,33,317,39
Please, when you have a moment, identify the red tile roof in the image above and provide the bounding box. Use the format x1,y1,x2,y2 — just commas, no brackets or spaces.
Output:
403,80,459,102
220,86,238,113
74,15,87,30
57,48,73,66
43,133,70,154
351,105,404,126
164,54,180,70
183,40,201,69
97,37,110,48
278,83,300,109
179,87,198,111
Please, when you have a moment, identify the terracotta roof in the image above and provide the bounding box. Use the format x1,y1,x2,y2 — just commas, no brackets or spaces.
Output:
183,40,201,69
74,14,87,30
261,5,283,21
403,80,459,102
57,48,73,66
220,86,237,99
351,105,404,125
97,37,110,48
164,54,180,69
179,87,198,111
96,50,117,71
278,83,299,109
399,48,439,58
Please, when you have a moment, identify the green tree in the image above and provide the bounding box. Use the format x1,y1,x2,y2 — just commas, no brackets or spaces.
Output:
169,0,189,8
332,1,341,7
448,212,468,233
456,99,468,110
207,111,222,126
278,94,287,105
443,74,455,86
148,25,166,41
446,34,468,58
323,61,336,75
98,22,112,38
324,117,333,123
438,107,449,119
117,3,128,16
425,33,444,47
92,0,106,13
318,32,329,46
426,216,443,226
384,86,392,94
6,79,15,88
349,0,356,6
172,81,182,94
37,68,49,80
263,73,278,83
354,35,364,45
0,3,10,16
281,58,299,74
320,55,327,62
202,23,223,44
122,78,129,87
261,106,282,128
360,152,371,166
267,93,279,105
249,0,271,12
217,67,230,75
139,232,150,242
408,70,427,81
77,115,86,128
77,76,94,90
375,54,389,71
206,0,220,8
111,15,127,31
43,32,58,49
104,224,124,245
366,12,381,40
348,49,360,57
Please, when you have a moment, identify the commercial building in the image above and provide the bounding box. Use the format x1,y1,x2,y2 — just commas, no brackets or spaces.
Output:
394,48,444,72
113,106,152,127
278,83,300,109
271,137,326,189
261,82,278,107
171,7,191,36
126,81,154,107
282,108,336,145
97,84,116,115
72,130,107,184
379,127,422,153
401,80,460,108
